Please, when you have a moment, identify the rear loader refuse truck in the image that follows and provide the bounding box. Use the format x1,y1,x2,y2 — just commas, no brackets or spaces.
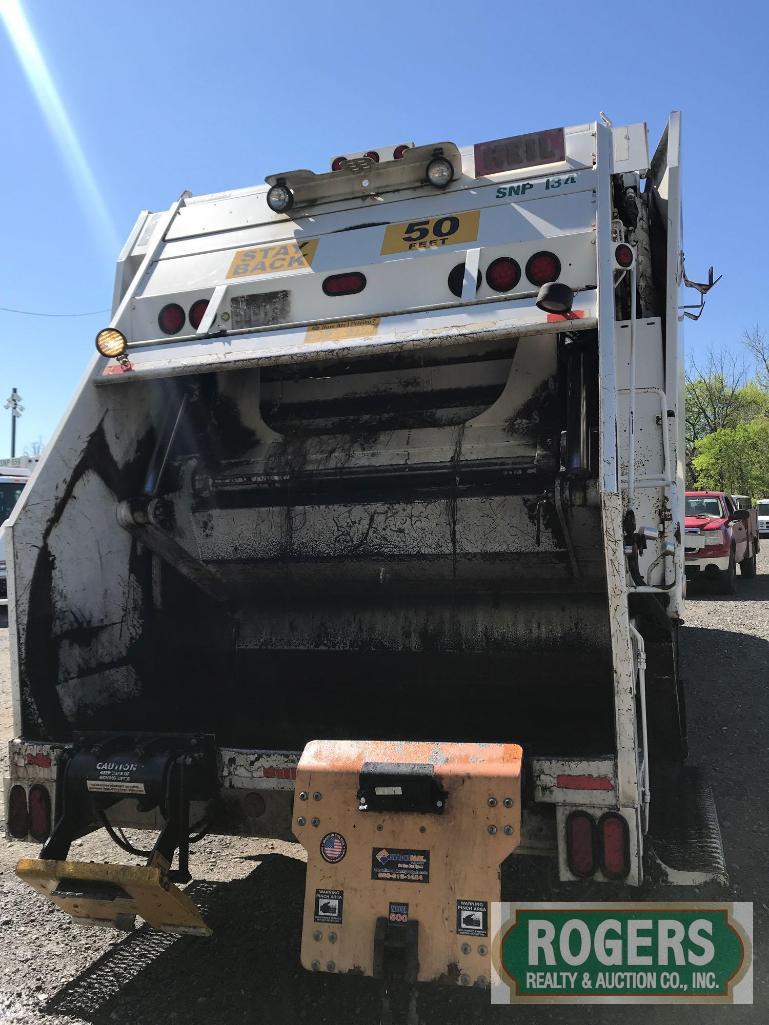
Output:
4,114,725,1003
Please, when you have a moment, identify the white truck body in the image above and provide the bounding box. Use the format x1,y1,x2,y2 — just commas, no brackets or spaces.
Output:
4,114,725,979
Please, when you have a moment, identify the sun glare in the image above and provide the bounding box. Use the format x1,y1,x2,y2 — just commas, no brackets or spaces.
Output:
0,0,120,254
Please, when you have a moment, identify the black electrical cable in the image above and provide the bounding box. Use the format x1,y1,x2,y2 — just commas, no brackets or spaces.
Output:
0,305,109,318
99,811,155,857
99,809,211,855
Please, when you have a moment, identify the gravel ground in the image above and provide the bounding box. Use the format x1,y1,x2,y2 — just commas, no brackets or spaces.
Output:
0,555,767,1025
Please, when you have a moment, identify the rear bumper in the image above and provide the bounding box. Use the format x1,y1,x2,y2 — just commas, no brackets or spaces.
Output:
685,553,730,577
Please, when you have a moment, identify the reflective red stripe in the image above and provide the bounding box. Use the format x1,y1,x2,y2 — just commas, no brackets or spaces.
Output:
556,773,614,791
546,310,586,322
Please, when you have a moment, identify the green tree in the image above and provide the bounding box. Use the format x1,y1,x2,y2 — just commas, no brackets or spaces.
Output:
693,417,769,497
685,348,769,486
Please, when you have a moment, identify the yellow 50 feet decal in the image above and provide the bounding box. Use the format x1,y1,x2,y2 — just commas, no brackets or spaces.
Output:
227,238,319,279
381,210,480,255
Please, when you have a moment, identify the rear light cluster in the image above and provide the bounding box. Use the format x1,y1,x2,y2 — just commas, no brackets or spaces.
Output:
331,146,411,171
7,783,52,841
614,243,634,269
158,299,210,335
322,272,367,296
448,249,561,298
566,810,630,880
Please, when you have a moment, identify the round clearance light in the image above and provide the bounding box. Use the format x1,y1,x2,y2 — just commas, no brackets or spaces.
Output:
615,243,634,268
525,250,561,286
448,263,482,299
331,156,348,172
322,272,367,296
393,144,410,160
426,156,454,189
158,303,185,335
535,281,574,314
189,299,210,330
267,183,294,213
95,327,127,358
486,257,521,293
364,150,380,163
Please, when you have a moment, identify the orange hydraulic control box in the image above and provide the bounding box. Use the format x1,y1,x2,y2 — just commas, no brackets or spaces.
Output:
294,739,523,985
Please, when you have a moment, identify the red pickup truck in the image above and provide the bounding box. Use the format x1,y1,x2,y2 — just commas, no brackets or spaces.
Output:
684,491,760,592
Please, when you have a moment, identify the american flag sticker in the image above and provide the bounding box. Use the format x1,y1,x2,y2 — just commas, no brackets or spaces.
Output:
320,831,348,864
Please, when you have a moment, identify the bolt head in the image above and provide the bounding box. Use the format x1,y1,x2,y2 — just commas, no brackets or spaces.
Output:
313,792,322,801
297,816,306,826
503,825,514,836
326,961,336,973
503,797,513,808
311,817,320,827
328,931,337,944
299,791,309,801
312,930,322,942
487,797,497,807
311,960,320,971
487,824,497,835
461,942,471,955
459,974,471,986
478,945,488,957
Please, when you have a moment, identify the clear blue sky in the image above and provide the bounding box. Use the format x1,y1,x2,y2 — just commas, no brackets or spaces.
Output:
1,0,767,454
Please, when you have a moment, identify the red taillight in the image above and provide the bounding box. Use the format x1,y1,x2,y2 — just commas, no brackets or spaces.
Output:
28,785,51,842
525,251,561,286
599,813,631,879
393,144,410,160
486,257,521,293
322,272,367,296
331,156,347,171
158,303,185,335
566,811,596,878
448,263,481,299
7,785,28,839
364,151,380,163
189,299,210,330
615,243,634,268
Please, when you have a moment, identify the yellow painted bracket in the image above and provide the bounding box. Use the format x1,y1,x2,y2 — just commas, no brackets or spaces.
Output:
16,858,210,936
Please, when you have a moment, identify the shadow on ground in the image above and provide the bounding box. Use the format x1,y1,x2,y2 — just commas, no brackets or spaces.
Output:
685,566,769,602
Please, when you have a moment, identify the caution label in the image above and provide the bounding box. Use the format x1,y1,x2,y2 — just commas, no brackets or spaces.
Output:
305,317,380,344
226,239,319,279
314,889,343,924
381,210,480,255
371,848,430,884
457,899,488,936
86,780,146,795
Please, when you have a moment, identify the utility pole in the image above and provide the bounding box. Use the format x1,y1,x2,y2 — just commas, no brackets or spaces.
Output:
4,388,24,458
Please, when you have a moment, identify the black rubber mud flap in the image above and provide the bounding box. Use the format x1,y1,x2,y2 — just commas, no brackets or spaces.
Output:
646,765,727,885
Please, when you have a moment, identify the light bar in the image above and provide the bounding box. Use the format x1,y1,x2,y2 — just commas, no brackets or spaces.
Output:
265,142,462,212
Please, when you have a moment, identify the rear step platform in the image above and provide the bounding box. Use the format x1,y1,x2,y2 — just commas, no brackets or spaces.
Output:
646,765,728,885
16,858,211,935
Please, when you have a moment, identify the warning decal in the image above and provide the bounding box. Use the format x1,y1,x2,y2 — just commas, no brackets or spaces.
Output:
371,848,430,884
456,899,488,937
314,889,343,924
381,210,480,255
305,317,380,344
389,902,409,926
226,239,319,279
